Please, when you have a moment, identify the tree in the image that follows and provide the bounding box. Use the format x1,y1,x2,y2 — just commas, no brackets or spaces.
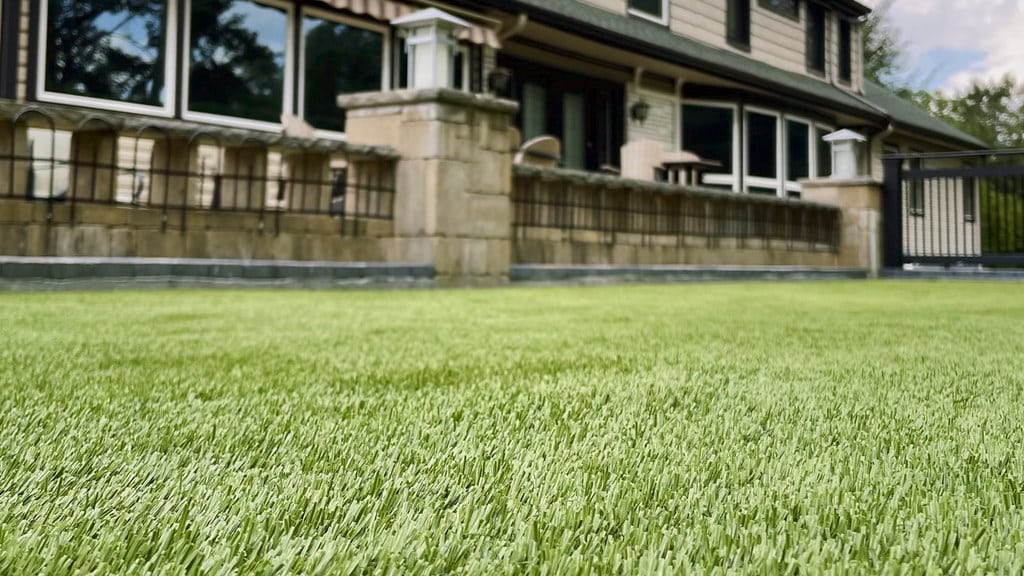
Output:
924,77,1024,149
861,0,907,89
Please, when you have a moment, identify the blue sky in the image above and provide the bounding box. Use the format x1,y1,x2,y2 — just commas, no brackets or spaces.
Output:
869,0,1024,93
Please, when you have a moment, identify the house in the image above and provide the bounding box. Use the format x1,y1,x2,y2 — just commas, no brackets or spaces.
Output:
0,0,993,282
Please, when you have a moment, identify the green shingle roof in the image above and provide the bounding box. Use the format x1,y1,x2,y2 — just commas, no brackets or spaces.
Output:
481,0,984,149
862,81,988,149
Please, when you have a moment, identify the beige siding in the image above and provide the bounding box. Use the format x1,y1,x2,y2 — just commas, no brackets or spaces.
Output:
626,83,677,150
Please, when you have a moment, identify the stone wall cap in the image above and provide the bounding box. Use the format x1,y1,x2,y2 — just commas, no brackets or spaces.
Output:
800,177,881,188
337,88,519,114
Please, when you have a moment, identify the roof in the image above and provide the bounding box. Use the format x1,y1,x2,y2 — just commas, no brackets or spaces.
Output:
862,81,988,149
478,0,984,149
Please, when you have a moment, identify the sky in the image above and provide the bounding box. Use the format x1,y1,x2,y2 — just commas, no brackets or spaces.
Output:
866,0,1024,93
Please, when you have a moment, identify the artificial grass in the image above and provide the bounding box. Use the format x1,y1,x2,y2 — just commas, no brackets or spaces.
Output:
1,281,1023,574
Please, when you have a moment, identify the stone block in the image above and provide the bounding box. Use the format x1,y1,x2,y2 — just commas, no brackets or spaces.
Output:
486,239,510,276
135,230,185,258
109,228,137,257
345,114,402,148
73,225,112,257
401,103,468,124
466,194,511,238
75,204,127,227
0,224,26,256
399,121,461,160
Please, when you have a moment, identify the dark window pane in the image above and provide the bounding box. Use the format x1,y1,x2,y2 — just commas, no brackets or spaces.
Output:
747,112,777,178
304,17,383,132
682,104,733,173
44,0,168,106
806,3,826,72
629,0,663,19
727,0,750,46
963,176,976,220
816,127,831,177
787,121,810,181
839,19,852,82
759,0,797,18
189,0,288,123
748,186,777,196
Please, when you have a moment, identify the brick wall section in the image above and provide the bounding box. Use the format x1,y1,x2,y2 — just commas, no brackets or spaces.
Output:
0,199,397,261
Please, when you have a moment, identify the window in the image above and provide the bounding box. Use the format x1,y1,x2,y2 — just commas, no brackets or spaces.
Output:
759,0,798,19
681,102,737,190
786,119,810,196
301,10,386,133
908,156,924,215
963,176,976,221
746,110,779,195
186,0,292,127
38,0,176,115
727,0,751,48
839,19,853,83
816,127,833,178
806,3,826,74
628,0,668,24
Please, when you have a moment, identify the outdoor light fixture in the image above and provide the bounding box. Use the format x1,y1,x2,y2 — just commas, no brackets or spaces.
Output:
629,99,651,124
487,67,512,96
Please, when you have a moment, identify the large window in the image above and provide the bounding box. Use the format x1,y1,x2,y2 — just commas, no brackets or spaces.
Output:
839,19,853,83
681,102,737,191
806,3,826,74
746,109,779,196
759,0,798,19
38,0,175,114
628,0,668,24
727,0,750,49
301,11,386,133
186,0,292,126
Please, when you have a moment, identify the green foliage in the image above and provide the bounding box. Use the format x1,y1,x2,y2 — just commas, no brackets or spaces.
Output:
921,77,1024,149
862,0,907,89
2,284,1024,573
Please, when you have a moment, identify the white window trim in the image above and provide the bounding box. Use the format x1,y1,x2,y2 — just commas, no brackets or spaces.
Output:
743,106,783,197
681,99,740,192
36,0,178,117
182,0,295,132
627,0,669,26
298,6,390,140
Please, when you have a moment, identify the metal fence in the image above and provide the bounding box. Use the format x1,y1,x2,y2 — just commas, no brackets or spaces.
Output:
0,107,396,230
512,166,841,251
883,150,1024,267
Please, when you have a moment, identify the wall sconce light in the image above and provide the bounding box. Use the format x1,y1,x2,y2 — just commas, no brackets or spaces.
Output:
629,99,651,124
487,67,512,97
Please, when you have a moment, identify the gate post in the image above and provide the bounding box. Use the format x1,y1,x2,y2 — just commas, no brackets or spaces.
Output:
882,157,904,269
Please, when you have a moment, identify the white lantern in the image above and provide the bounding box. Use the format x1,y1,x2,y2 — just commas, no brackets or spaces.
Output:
392,8,471,90
822,129,868,179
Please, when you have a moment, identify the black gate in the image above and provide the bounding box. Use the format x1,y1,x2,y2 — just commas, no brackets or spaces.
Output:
883,150,1024,268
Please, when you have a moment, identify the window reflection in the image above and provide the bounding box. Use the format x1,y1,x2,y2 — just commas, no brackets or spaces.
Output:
189,0,288,123
303,16,383,132
44,0,168,106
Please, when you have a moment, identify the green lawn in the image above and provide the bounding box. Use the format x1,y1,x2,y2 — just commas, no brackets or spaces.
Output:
2,282,1024,574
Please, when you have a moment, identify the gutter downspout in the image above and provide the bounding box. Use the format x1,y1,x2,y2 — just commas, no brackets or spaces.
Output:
499,14,529,41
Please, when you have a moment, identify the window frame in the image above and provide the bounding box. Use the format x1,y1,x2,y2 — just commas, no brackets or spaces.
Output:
35,0,179,117
814,123,835,180
758,0,799,20
627,0,669,26
681,99,741,192
726,0,751,50
743,106,783,195
182,0,296,132
298,6,390,140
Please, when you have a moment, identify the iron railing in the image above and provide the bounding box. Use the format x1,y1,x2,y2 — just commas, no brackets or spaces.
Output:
512,165,841,252
883,150,1024,267
0,105,397,232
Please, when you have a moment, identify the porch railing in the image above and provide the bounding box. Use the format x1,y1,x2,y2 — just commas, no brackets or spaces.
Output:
512,165,841,252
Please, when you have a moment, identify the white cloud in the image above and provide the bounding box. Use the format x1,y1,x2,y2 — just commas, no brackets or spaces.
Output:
871,0,1024,92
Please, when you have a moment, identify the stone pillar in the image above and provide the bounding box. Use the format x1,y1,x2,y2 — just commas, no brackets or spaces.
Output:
338,88,518,286
802,177,883,276
70,130,117,203
221,145,267,210
149,139,197,209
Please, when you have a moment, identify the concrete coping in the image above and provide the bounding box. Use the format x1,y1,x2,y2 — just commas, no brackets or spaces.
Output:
800,177,882,188
336,88,520,115
514,164,843,210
